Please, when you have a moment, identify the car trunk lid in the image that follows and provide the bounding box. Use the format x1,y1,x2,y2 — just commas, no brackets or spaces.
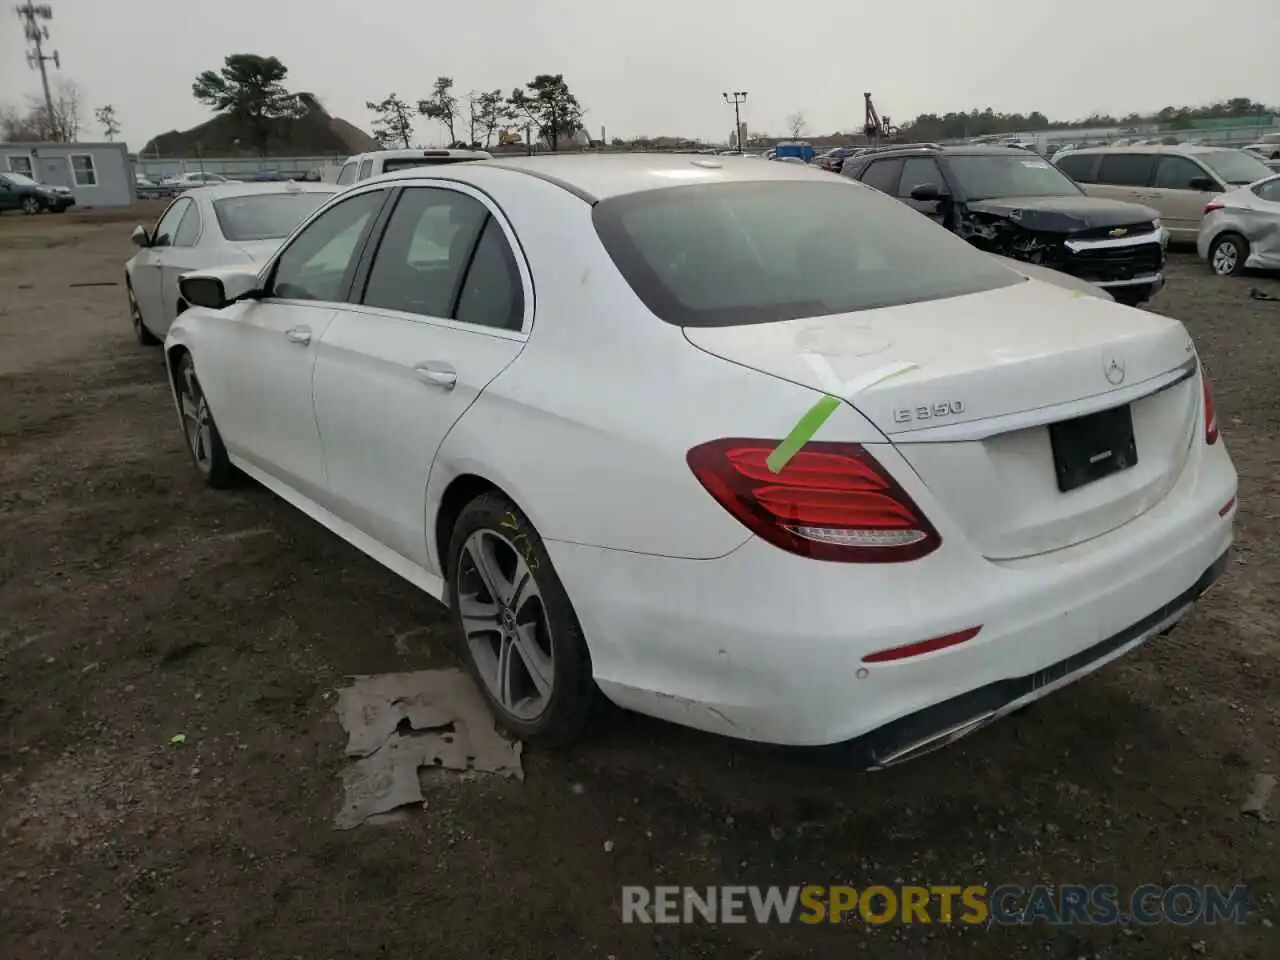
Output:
682,279,1201,559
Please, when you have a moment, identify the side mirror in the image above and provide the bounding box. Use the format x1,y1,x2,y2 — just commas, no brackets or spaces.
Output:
178,269,261,310
1189,177,1217,192
909,183,946,202
130,225,151,247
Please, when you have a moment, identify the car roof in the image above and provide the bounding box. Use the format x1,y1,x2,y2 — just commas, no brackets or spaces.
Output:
1063,144,1235,156
361,152,842,202
189,181,339,201
849,145,1033,159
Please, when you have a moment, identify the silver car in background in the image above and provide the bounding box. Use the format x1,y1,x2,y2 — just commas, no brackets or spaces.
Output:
125,181,336,344
1197,174,1280,277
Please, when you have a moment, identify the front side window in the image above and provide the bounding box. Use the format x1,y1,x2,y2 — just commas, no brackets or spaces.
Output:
269,191,384,302
593,180,1022,327
897,157,945,197
173,203,202,247
361,187,488,317
1154,156,1210,190
213,192,335,241
151,198,193,247
358,159,374,181
948,155,1084,199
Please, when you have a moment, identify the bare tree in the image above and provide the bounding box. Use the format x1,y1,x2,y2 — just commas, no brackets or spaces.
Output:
785,112,807,139
95,104,121,142
0,78,84,141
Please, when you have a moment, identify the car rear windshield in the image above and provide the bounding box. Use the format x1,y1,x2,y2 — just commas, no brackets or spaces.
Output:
947,155,1084,200
381,157,480,172
1200,150,1273,186
592,180,1022,327
213,192,334,241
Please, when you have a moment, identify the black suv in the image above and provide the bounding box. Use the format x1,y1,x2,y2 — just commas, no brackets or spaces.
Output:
841,146,1167,306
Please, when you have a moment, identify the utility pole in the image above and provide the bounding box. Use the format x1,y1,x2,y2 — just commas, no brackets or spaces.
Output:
15,3,60,137
722,91,748,151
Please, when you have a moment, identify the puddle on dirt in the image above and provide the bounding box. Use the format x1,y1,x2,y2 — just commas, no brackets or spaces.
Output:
332,668,522,829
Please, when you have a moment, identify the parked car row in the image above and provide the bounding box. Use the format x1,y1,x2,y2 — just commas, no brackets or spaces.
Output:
125,153,1236,768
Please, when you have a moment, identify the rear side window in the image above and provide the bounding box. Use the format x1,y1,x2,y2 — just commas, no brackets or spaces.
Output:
336,162,357,186
358,159,374,181
860,159,903,194
1096,154,1155,187
1055,153,1096,182
593,181,1022,327
454,218,524,331
1253,178,1280,202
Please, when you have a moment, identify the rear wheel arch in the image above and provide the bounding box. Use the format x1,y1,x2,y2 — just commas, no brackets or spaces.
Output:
435,474,503,578
165,343,190,396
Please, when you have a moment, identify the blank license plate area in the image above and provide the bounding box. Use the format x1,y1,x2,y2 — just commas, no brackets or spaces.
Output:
1049,405,1138,493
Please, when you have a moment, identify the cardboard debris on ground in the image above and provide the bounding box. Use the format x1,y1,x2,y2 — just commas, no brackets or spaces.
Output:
332,668,523,830
1241,773,1276,821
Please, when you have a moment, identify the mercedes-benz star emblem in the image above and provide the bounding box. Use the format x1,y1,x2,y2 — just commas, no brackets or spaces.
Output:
1104,356,1126,386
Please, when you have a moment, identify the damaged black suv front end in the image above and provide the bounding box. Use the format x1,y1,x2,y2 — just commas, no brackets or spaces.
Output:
843,146,1168,307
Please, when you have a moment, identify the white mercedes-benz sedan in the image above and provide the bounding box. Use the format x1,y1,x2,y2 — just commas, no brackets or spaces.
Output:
125,181,336,345
162,155,1237,767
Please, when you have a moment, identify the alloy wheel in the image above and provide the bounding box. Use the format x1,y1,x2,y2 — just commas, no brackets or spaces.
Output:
1212,241,1239,276
21,197,40,215
456,529,555,721
178,362,214,473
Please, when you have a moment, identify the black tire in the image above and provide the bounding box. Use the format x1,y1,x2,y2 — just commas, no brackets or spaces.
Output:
447,492,597,746
20,196,42,215
173,352,236,488
1209,233,1248,277
127,281,161,346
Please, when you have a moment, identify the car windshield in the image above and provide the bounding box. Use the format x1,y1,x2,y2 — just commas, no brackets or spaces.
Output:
3,172,38,187
213,192,334,242
592,180,1022,327
948,155,1084,200
1201,150,1273,186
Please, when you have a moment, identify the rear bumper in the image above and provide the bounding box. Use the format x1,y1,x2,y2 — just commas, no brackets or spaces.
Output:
547,436,1237,751
844,547,1229,768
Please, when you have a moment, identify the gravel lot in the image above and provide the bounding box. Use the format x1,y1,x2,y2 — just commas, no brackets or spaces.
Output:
1,206,1277,959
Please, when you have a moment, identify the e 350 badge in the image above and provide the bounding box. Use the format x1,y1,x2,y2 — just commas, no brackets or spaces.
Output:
893,400,966,424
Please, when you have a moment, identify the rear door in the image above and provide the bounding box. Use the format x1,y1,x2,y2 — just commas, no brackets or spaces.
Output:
1086,153,1156,207
1149,155,1222,242
311,183,529,571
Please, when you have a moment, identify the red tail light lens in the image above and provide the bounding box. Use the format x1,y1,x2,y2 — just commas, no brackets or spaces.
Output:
686,439,941,562
1204,200,1224,214
1202,374,1218,445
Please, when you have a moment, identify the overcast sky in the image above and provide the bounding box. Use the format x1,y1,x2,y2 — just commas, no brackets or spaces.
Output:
4,0,1279,148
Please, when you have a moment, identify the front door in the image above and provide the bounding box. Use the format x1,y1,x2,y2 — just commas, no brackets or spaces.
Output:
312,184,529,570
37,156,71,189
131,197,193,333
196,188,387,504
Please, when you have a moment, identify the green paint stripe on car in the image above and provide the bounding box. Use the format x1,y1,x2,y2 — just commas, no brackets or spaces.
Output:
767,394,842,474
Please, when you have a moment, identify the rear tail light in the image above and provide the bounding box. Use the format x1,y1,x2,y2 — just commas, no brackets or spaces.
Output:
1204,200,1224,214
686,439,941,562
1202,374,1218,445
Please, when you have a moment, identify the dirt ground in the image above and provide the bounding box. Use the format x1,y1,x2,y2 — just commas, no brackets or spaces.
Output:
1,205,1277,960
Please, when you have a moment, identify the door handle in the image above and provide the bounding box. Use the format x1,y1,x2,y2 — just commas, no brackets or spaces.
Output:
414,362,457,390
285,326,312,345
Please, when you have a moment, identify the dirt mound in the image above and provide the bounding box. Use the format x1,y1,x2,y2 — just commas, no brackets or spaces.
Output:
141,92,379,158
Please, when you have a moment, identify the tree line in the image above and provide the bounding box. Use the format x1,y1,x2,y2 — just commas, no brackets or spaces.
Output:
0,78,121,145
366,76,585,151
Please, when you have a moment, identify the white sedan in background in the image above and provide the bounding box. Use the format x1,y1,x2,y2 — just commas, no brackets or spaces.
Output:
1197,173,1280,276
163,156,1236,767
125,181,336,344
